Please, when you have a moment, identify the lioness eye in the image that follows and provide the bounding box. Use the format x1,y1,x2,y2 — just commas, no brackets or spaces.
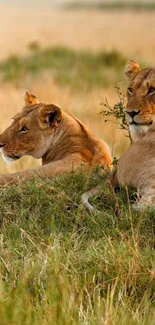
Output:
128,87,133,95
19,126,28,133
148,87,155,95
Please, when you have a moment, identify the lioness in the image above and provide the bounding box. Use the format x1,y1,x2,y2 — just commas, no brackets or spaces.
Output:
125,60,155,143
111,61,155,210
82,60,155,211
0,91,112,186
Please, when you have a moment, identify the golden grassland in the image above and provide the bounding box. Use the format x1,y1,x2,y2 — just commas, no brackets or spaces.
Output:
0,7,155,61
0,6,154,173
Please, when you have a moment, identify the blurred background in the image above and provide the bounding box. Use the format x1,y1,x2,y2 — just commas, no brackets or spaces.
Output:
0,0,154,173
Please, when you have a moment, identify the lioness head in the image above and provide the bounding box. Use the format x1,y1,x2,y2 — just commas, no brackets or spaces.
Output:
0,91,62,163
125,60,155,142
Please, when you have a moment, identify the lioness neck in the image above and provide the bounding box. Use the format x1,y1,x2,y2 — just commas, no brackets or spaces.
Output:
42,113,98,165
129,124,150,143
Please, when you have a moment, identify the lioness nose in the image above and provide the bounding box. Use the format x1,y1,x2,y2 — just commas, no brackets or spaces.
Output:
0,143,6,148
126,110,140,118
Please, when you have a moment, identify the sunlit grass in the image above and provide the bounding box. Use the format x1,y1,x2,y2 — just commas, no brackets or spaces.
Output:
0,169,155,324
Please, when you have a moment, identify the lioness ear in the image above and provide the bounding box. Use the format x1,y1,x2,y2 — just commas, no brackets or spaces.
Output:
39,104,62,128
125,60,140,82
24,90,39,105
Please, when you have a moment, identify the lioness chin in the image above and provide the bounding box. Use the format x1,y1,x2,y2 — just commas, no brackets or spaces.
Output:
0,91,112,186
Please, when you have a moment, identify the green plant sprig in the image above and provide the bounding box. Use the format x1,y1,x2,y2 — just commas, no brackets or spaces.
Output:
100,83,129,133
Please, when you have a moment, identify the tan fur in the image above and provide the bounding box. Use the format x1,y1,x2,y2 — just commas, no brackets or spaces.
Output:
112,122,155,210
0,91,112,186
125,60,155,143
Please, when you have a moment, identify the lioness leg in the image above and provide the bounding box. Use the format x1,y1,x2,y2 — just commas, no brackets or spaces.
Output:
81,179,112,213
132,194,155,211
81,186,101,213
0,156,89,186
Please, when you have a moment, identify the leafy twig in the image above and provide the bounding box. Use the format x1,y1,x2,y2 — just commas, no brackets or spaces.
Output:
100,83,129,133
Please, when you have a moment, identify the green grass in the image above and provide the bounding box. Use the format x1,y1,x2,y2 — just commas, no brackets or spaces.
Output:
0,46,127,89
65,1,155,11
0,168,155,324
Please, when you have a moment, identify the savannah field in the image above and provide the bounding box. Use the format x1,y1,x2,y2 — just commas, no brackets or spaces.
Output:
0,2,155,325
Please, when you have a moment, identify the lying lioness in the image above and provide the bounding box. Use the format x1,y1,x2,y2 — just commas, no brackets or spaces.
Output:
82,60,155,211
111,60,155,210
0,91,112,186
